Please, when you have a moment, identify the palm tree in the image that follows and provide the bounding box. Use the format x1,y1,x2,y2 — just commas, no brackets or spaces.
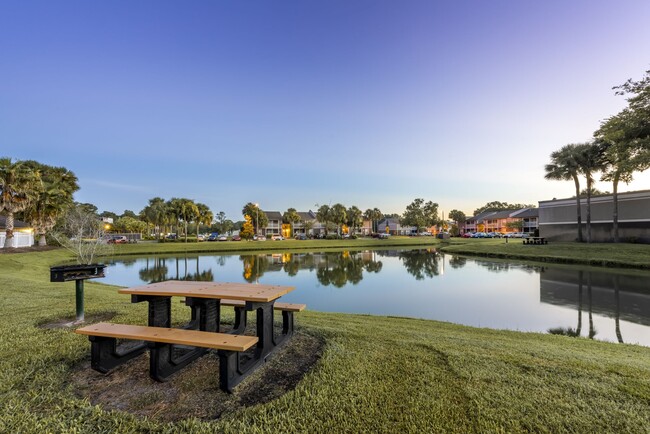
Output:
363,207,383,233
141,197,168,240
346,206,362,236
284,208,301,237
22,162,79,246
0,158,42,247
195,202,213,241
574,142,607,243
316,204,331,236
330,204,347,236
544,144,585,242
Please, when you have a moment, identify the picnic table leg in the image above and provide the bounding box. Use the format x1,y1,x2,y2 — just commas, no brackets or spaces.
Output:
184,297,220,332
130,295,207,381
231,304,247,334
88,335,146,373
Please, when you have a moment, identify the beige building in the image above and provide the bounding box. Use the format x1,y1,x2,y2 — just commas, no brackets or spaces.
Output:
538,190,650,243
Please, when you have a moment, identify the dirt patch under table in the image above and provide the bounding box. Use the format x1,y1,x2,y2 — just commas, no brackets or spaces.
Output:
70,331,324,422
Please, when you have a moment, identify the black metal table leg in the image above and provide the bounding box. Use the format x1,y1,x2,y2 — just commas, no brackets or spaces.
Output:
89,335,147,373
130,294,208,381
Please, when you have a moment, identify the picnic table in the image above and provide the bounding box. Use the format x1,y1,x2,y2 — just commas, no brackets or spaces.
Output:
76,280,304,392
523,236,548,245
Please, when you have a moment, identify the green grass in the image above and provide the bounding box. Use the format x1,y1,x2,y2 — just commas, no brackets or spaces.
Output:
437,238,650,269
1,248,649,433
109,236,439,256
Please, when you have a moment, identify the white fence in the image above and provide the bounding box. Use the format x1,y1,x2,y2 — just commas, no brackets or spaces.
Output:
0,232,34,248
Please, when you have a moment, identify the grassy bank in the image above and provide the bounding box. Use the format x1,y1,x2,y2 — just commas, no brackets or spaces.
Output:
1,249,649,433
99,236,650,270
437,238,650,269
106,237,439,256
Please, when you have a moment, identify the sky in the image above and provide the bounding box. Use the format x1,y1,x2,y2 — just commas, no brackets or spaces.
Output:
2,0,649,221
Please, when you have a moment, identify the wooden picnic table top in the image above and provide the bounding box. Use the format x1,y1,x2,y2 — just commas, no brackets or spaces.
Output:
118,280,295,302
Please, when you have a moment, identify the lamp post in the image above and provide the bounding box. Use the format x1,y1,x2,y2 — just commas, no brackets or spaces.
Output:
254,203,259,236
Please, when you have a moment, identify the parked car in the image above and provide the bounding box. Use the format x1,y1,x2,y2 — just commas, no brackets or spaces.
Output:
271,235,284,241
509,232,530,238
471,232,488,238
462,233,473,238
166,234,178,240
207,233,219,241
379,233,391,239
231,235,242,241
217,235,228,241
107,235,128,244
256,235,267,241
197,234,206,241
294,234,307,240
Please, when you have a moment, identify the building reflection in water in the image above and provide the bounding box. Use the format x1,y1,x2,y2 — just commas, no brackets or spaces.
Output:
541,268,650,343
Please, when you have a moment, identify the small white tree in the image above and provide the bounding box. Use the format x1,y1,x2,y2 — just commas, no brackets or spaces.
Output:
53,205,112,264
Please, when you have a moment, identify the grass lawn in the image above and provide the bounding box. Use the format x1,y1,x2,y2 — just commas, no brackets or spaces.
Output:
437,238,650,269
1,247,649,432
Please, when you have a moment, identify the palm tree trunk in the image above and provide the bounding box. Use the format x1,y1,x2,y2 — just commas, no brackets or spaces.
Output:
613,275,623,343
612,175,619,242
576,271,583,336
586,178,592,243
3,212,15,248
573,175,583,242
588,272,595,339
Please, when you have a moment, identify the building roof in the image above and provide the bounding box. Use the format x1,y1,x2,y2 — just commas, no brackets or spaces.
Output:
297,211,316,221
263,211,283,220
512,208,539,218
0,216,30,229
488,210,517,220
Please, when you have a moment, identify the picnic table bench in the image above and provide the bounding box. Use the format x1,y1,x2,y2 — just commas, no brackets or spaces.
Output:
75,280,303,392
523,236,548,245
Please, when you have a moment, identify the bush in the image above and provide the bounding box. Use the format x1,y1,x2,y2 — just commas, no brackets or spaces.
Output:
325,234,340,240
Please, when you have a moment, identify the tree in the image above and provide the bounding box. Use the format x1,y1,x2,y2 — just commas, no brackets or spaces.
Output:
283,208,301,237
114,216,147,234
574,142,607,243
0,158,42,247
240,215,255,240
472,201,535,216
346,206,363,235
364,208,382,233
611,70,650,147
53,203,112,264
22,161,79,246
168,198,198,242
195,202,213,240
121,210,137,219
544,144,585,242
330,203,347,235
448,210,466,234
242,202,268,234
215,211,227,232
316,204,332,235
401,198,439,233
140,197,167,240
595,112,650,242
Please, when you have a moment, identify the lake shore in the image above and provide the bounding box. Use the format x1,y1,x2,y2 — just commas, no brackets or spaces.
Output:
2,247,649,432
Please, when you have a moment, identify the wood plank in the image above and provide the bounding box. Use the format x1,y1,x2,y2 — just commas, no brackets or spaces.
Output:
118,280,295,302
75,322,258,352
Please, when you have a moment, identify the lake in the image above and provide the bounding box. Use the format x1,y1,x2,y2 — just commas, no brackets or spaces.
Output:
102,248,650,347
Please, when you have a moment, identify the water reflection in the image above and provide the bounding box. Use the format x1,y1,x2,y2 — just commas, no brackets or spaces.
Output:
397,249,441,279
239,251,383,287
104,248,650,346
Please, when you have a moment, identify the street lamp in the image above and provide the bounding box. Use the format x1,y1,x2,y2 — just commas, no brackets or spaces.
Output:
254,203,259,236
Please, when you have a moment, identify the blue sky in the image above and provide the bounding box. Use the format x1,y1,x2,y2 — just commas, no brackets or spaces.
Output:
2,0,649,220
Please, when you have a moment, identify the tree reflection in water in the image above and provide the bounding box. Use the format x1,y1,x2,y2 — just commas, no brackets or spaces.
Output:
548,270,600,340
138,256,213,283
398,249,440,280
